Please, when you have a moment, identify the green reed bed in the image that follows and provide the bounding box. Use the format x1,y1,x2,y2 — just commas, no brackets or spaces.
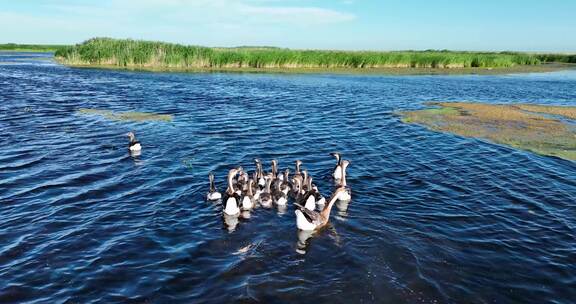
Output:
0,43,67,52
55,38,544,70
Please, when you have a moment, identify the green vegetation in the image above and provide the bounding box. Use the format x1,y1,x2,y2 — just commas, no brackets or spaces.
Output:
536,53,576,64
56,38,544,70
0,43,67,52
77,108,173,122
400,102,576,161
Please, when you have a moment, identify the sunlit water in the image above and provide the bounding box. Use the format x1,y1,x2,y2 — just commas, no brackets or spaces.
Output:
1,52,575,303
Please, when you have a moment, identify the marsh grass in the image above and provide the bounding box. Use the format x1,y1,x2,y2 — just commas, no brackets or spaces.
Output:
78,108,173,122
56,38,543,70
0,43,66,52
400,102,576,160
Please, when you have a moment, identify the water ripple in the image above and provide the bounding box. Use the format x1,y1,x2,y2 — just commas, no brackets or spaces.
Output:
0,53,575,303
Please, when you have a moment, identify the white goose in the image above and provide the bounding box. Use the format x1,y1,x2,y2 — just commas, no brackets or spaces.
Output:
295,188,346,231
206,172,222,201
274,170,288,206
223,168,241,215
127,131,141,152
241,178,254,210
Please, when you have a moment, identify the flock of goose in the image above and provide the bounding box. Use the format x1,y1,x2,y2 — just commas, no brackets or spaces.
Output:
126,131,351,231
206,155,351,231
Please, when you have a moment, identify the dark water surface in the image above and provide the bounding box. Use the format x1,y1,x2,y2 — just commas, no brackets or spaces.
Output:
1,52,575,304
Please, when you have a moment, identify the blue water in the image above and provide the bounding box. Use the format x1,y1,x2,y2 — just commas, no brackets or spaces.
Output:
1,52,575,303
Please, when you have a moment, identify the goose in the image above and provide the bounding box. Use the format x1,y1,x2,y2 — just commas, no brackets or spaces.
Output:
259,174,273,207
303,176,326,210
234,166,244,197
254,159,266,189
126,131,141,152
251,172,262,201
206,172,222,201
274,172,288,206
223,168,241,215
292,160,303,185
238,171,249,193
302,170,309,192
309,176,326,206
292,175,305,202
303,176,317,211
295,187,346,231
291,161,303,196
241,178,255,210
331,152,342,181
336,160,352,201
271,159,280,192
271,159,278,180
279,169,290,195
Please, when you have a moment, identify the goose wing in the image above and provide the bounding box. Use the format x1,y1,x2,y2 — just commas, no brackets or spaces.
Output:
295,204,320,223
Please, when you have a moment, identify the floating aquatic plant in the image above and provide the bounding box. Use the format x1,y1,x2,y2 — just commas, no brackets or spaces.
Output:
77,108,173,122
400,102,576,161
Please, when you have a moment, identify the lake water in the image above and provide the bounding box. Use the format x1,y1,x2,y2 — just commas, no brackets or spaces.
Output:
1,52,575,303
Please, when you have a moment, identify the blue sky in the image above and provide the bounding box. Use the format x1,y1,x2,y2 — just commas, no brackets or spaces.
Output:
1,0,575,51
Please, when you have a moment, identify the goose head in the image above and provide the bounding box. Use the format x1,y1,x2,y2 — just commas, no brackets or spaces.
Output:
226,168,240,195
330,152,341,165
295,160,302,174
126,131,137,143
271,159,278,177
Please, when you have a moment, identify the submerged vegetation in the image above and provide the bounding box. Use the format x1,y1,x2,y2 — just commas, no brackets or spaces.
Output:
401,102,576,161
78,108,173,122
0,43,66,52
56,38,546,70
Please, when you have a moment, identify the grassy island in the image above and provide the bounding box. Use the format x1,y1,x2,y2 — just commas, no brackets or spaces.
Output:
0,43,67,52
54,38,559,73
400,102,576,161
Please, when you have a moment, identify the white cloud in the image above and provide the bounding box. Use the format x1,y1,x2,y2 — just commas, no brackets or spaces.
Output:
0,0,356,47
48,0,356,25
238,5,355,24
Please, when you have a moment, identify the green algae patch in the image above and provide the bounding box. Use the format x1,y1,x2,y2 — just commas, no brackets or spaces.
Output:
400,102,576,161
78,108,173,122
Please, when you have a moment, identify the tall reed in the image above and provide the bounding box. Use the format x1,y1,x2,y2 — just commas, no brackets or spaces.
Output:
55,38,544,69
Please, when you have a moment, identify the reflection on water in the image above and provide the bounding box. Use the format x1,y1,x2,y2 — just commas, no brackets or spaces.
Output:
296,229,314,255
276,204,288,215
223,214,240,232
130,150,142,158
1,53,576,304
241,210,251,219
336,199,351,218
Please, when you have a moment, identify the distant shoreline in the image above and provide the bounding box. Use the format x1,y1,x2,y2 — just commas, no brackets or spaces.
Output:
54,60,574,75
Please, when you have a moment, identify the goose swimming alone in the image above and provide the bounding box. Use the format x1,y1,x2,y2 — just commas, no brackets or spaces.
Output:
127,131,141,152
295,187,346,231
223,168,241,215
207,172,222,201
